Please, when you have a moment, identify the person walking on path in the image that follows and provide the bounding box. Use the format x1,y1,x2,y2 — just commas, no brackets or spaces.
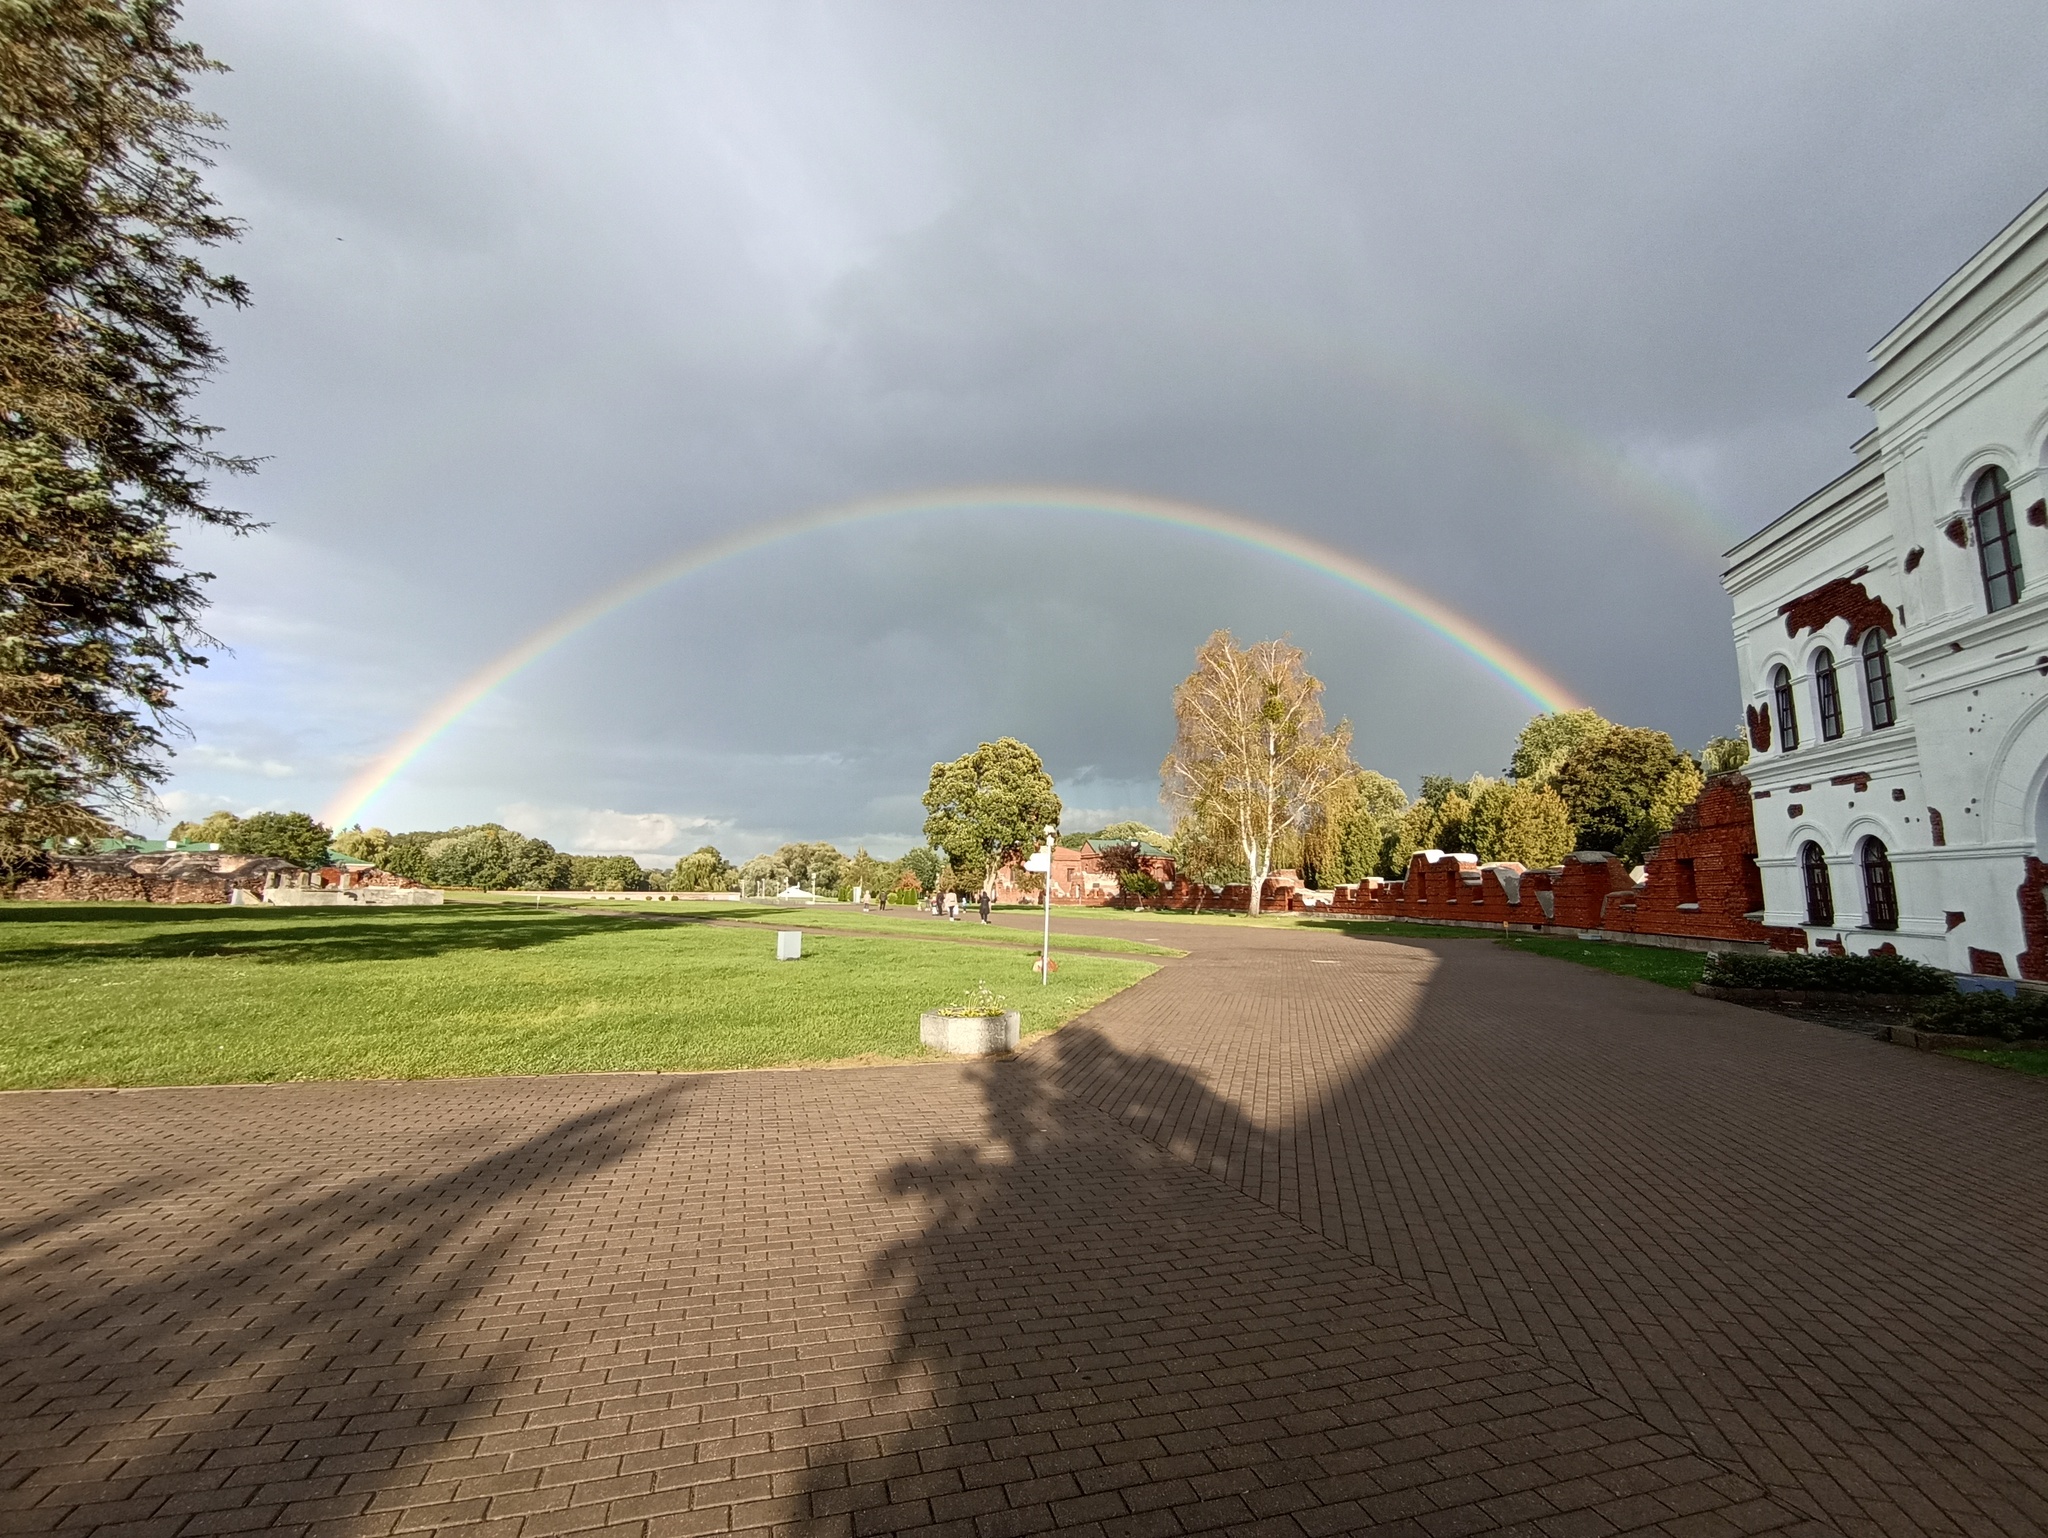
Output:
978,890,991,924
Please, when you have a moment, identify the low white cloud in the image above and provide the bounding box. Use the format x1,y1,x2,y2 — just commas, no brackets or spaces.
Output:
497,802,723,857
181,743,298,779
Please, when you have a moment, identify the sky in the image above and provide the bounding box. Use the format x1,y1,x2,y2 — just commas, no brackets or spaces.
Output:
154,0,2048,861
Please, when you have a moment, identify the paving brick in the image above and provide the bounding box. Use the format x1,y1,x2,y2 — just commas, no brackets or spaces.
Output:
0,919,2038,1536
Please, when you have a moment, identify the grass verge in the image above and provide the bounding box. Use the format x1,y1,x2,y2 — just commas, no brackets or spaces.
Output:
0,903,1153,1089
1497,934,1708,990
1943,1048,2048,1077
479,895,1182,955
1304,919,1499,941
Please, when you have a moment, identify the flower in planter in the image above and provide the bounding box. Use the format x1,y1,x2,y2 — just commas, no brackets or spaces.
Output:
939,981,1010,1018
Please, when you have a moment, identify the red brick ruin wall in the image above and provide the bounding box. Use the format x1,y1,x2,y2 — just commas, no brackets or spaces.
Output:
12,855,424,905
1072,772,1806,949
12,866,267,904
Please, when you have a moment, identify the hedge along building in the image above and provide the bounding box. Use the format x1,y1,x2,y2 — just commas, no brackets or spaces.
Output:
1725,185,2048,977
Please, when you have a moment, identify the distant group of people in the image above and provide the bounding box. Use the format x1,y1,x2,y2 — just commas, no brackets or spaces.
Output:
932,889,993,924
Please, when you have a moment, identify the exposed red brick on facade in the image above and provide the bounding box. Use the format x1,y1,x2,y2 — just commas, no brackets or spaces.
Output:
2016,858,2048,982
1969,946,2010,977
1746,702,1772,751
1779,567,1897,645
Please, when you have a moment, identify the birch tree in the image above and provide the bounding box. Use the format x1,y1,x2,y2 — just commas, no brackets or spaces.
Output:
1160,632,1352,914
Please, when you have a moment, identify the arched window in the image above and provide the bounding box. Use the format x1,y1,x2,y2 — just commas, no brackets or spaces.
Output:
1860,838,1898,931
1772,665,1799,751
1814,649,1843,740
1801,841,1835,927
1973,467,2024,611
1863,631,1895,729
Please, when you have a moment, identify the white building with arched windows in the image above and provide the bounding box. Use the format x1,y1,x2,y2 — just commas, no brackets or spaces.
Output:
1724,185,2048,977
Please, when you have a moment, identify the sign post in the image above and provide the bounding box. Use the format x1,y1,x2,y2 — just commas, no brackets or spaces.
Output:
1024,827,1057,985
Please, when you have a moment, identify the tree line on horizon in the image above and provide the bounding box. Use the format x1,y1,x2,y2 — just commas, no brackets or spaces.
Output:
1156,630,1751,910
160,631,1746,909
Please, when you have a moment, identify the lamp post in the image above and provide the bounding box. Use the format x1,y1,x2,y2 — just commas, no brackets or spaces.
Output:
1040,825,1056,985
1022,827,1057,985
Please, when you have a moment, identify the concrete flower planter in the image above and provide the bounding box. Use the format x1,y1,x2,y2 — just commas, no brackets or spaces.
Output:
920,1010,1021,1056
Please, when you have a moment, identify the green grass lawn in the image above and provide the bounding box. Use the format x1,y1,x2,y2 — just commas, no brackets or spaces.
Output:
1301,917,1706,987
1499,934,1707,990
1303,919,1498,941
598,899,1185,956
0,903,1154,1089
1944,1047,2048,1077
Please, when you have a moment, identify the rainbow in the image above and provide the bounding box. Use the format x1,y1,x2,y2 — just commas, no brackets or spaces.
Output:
321,486,1589,829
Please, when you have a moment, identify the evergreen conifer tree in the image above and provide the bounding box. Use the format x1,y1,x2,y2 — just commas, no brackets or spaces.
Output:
1,1,251,867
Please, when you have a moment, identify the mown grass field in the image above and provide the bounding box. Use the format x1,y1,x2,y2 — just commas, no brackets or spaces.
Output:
592,899,1186,956
1946,1047,2048,1077
0,903,1154,1089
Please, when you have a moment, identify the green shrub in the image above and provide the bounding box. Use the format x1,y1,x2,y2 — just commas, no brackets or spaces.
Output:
1911,990,2048,1041
1701,950,1955,996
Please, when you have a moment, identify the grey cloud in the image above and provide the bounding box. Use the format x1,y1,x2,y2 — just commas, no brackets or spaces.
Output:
158,0,2048,855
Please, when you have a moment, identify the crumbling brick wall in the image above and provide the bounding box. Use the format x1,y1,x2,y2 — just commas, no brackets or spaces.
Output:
11,852,414,904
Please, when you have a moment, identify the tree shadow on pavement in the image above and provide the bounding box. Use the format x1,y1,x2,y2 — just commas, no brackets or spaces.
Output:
0,1081,690,1532
782,1024,1765,1538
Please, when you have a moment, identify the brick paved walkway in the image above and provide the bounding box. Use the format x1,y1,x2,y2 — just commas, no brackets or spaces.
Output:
3,922,2045,1537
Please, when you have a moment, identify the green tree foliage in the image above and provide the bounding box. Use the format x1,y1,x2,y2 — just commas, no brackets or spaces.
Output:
669,844,734,892
331,825,390,864
775,841,845,894
1464,779,1575,868
217,809,328,866
375,823,568,889
1619,756,1707,865
1058,820,1169,851
1166,811,1245,889
1510,709,1613,788
419,825,571,890
565,853,647,892
1702,734,1751,774
1553,725,1689,854
923,737,1061,896
1317,769,1409,883
736,852,788,897
0,2,254,865
897,845,939,895
166,807,237,844
379,836,430,883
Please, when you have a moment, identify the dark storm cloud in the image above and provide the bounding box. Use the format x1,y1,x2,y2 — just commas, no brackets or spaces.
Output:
159,0,2048,855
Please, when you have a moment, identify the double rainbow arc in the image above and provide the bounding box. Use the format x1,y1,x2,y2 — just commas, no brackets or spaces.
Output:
322,486,1587,829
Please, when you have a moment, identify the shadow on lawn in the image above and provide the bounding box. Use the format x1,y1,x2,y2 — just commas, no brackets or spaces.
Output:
0,907,666,967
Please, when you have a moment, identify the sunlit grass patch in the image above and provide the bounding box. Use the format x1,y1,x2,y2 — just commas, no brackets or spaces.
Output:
0,903,1153,1089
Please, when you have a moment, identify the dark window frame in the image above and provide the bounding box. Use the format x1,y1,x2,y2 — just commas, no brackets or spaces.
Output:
1860,838,1899,931
1974,467,2024,612
1814,648,1843,740
1862,630,1895,730
1801,841,1835,927
1772,665,1800,751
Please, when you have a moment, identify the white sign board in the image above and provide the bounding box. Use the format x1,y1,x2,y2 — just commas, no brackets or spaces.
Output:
1022,850,1051,872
